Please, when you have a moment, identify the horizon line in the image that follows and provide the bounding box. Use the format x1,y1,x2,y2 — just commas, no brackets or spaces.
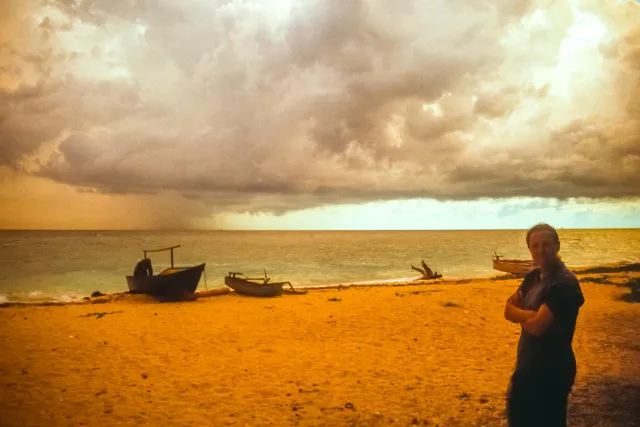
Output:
1,227,638,232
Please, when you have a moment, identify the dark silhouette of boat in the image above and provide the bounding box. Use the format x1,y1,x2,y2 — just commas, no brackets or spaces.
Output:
126,245,205,298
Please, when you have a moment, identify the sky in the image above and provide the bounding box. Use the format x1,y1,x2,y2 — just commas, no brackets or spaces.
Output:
0,0,639,230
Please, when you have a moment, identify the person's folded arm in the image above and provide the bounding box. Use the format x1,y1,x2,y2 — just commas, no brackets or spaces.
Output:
522,282,584,337
521,304,554,336
505,303,537,324
504,291,537,324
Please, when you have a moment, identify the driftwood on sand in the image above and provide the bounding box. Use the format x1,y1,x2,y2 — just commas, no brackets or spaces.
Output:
411,260,442,280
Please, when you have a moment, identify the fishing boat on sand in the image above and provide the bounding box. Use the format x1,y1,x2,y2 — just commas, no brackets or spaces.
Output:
492,252,535,276
225,270,305,297
126,245,205,298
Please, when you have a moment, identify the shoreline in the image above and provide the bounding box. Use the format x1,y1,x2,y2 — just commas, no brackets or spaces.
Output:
1,268,638,426
1,261,638,308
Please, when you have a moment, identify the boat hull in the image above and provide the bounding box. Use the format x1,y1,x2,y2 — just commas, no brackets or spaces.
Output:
126,263,205,296
224,276,284,297
492,260,534,276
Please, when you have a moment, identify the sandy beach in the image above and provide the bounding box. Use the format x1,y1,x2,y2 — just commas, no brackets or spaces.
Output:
1,272,638,427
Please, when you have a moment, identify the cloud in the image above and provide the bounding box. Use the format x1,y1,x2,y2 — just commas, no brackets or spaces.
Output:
0,168,216,229
0,0,639,216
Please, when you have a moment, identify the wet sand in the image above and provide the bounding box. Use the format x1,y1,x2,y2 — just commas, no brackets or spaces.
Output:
0,272,638,426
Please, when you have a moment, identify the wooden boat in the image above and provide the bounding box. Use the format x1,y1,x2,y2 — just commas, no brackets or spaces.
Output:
126,245,205,297
492,252,535,276
224,270,303,297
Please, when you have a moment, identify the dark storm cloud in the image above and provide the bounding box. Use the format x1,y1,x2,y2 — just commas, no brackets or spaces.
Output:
0,0,638,214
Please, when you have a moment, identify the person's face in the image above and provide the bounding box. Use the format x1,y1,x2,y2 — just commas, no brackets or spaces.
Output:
528,230,559,268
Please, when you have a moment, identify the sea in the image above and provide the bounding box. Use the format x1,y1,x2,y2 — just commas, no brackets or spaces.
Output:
1,229,638,303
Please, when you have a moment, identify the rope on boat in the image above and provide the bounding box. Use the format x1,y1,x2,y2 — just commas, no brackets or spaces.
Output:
203,266,208,291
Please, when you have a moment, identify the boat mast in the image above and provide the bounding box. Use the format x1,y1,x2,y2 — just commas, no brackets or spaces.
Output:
143,245,181,268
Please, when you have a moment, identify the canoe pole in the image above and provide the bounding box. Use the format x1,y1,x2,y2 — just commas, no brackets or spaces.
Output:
203,266,208,291
142,245,180,268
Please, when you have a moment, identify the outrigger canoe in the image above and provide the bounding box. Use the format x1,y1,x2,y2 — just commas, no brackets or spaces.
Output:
224,270,305,297
492,252,535,276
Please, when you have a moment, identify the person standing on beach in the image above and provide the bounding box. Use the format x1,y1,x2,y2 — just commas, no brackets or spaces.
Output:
503,223,585,427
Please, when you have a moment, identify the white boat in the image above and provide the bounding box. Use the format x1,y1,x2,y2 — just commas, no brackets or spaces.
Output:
492,253,535,276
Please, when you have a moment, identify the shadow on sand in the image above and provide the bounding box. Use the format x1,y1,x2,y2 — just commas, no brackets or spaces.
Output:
570,377,640,426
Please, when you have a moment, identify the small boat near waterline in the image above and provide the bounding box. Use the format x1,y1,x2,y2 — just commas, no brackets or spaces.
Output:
126,245,205,298
492,253,535,276
224,270,305,297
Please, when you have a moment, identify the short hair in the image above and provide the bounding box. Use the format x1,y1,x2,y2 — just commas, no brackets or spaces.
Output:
526,223,560,249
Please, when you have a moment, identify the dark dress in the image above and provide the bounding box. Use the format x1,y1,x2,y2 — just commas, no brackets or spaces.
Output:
506,262,585,427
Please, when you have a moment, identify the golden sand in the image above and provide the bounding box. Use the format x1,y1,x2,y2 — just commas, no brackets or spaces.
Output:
0,273,638,427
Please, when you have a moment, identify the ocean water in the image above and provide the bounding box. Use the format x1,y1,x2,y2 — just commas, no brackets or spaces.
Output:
0,229,638,302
